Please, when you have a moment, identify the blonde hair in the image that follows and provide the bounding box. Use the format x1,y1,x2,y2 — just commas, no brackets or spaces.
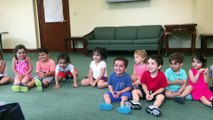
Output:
134,49,148,63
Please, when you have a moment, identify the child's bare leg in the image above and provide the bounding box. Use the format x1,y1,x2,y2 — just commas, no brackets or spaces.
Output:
13,77,21,85
180,85,193,97
21,76,31,84
12,77,21,91
132,89,142,102
81,78,91,86
121,96,128,106
153,94,165,108
103,93,111,104
97,80,108,89
200,96,212,107
0,76,11,85
43,80,49,87
165,90,175,98
27,79,35,88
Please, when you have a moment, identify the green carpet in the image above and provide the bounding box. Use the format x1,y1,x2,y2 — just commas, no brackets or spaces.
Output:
0,52,213,120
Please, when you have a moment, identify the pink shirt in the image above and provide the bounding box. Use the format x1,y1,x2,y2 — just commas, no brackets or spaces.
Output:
134,64,147,78
36,59,56,73
15,57,31,75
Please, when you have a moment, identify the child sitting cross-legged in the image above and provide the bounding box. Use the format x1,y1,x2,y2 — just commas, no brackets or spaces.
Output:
164,52,192,104
99,57,132,114
188,52,213,108
27,47,56,91
124,55,168,117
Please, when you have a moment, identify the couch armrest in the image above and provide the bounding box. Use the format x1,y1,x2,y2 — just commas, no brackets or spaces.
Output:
83,30,94,56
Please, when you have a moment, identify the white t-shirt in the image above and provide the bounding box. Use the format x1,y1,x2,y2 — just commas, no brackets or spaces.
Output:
55,63,75,73
90,60,107,79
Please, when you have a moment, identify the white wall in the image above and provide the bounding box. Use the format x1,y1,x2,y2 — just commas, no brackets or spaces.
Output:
196,0,213,48
0,0,37,49
0,0,213,49
70,0,213,48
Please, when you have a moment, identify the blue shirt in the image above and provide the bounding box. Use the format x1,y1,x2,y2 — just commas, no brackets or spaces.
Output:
108,72,132,91
165,68,187,92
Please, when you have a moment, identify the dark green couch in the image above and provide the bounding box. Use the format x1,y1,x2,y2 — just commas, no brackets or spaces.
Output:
84,25,164,55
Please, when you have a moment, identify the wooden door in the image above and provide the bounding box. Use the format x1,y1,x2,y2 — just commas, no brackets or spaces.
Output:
37,0,71,52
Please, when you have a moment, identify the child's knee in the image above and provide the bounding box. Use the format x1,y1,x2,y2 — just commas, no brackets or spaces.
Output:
132,89,140,96
185,85,193,91
121,96,128,100
80,79,89,86
156,94,165,100
103,93,110,99
165,91,173,98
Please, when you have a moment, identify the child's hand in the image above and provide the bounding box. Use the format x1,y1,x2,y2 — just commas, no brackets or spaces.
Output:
91,81,97,87
174,91,181,96
18,75,24,80
199,68,206,73
146,91,153,101
73,83,78,88
112,91,117,98
204,68,208,75
176,80,185,85
114,91,121,98
38,72,45,78
54,84,60,89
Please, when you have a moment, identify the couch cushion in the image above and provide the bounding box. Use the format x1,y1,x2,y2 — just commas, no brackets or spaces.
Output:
133,38,159,44
94,27,115,39
115,26,137,40
110,39,133,44
87,39,110,44
137,25,163,39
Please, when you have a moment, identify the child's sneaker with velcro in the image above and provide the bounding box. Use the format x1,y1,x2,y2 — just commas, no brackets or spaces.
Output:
173,96,185,104
20,84,29,92
35,79,43,91
185,94,193,100
124,100,142,110
117,106,131,114
99,103,113,111
145,105,161,117
12,85,20,92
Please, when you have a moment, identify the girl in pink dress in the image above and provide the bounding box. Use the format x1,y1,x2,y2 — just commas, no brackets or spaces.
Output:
188,52,213,108
12,44,33,92
131,50,148,88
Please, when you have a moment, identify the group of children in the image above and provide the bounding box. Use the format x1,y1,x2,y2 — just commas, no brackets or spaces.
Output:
0,44,79,92
0,44,213,117
97,50,213,116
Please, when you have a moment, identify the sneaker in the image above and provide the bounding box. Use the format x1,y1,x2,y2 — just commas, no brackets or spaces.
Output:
117,106,131,114
35,79,43,91
185,94,193,100
20,85,29,92
99,103,113,111
173,96,185,104
145,105,161,117
12,85,20,92
124,100,142,110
